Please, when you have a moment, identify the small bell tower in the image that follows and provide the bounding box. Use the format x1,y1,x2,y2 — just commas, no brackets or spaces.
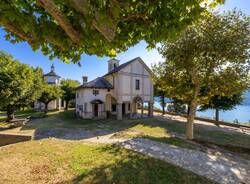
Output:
51,64,55,72
108,58,120,72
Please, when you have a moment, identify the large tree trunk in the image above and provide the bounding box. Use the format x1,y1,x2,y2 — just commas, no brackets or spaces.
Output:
6,106,15,122
44,103,48,114
186,67,199,140
187,105,190,115
186,98,198,140
65,101,69,110
161,95,165,115
215,108,220,126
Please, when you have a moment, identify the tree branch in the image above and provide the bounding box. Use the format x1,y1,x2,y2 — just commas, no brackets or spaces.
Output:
0,20,35,47
37,0,80,44
121,13,148,21
69,0,117,41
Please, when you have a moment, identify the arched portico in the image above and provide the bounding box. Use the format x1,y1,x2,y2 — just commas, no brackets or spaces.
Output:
105,94,117,118
131,96,144,118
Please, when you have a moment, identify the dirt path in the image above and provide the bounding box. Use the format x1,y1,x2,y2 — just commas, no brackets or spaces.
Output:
119,138,250,184
155,113,250,135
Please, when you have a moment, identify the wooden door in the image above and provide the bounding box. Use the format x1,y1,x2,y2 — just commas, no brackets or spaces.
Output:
94,104,98,117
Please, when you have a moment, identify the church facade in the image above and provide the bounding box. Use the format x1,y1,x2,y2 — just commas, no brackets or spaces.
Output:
75,57,154,120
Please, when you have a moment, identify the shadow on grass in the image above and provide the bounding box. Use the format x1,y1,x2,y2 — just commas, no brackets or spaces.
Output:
6,109,250,154
60,145,213,184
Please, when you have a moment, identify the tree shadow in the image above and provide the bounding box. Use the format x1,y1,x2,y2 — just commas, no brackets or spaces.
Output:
57,145,213,184
14,110,250,156
18,110,142,140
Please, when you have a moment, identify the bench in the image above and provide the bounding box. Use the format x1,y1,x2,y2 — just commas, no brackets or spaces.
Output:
9,118,29,127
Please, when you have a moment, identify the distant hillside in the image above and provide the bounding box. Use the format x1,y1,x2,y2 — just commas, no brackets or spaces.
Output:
242,91,250,105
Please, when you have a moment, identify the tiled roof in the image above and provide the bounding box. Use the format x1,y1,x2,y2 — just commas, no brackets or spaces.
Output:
76,77,113,90
43,71,60,78
103,57,140,77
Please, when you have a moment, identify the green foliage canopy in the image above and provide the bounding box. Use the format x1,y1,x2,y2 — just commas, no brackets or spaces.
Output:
156,10,250,139
199,93,244,111
38,84,62,112
152,62,168,114
60,79,80,109
0,51,44,119
0,0,223,63
158,11,250,105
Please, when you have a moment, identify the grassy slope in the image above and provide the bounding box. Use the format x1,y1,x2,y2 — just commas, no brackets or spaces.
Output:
2,109,250,149
1,110,249,183
22,110,250,149
0,140,213,184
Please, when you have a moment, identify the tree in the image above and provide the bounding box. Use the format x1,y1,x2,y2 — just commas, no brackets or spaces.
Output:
199,93,244,124
158,11,250,139
60,79,80,110
38,84,62,113
0,0,223,63
152,62,167,115
0,51,44,121
167,99,187,114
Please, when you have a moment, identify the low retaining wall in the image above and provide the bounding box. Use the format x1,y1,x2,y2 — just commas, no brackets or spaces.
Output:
153,109,250,129
0,134,32,146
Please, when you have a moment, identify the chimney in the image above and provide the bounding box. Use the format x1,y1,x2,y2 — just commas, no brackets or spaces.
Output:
108,58,120,72
82,76,88,84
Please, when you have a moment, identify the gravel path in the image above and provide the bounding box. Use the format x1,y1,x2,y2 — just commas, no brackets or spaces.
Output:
119,138,250,184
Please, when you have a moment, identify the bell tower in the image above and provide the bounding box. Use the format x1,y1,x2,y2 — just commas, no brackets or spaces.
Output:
51,63,55,72
108,58,120,72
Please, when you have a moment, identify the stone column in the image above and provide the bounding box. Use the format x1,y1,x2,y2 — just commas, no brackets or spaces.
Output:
130,102,133,118
148,102,154,117
141,102,144,118
116,103,122,120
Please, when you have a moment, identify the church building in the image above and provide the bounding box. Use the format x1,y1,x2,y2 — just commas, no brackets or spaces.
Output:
34,64,65,110
75,57,154,120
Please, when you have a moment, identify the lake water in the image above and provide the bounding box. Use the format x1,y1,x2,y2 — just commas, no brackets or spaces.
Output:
154,100,250,124
196,105,250,124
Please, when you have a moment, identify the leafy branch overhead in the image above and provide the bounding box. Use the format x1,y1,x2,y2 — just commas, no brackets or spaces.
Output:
0,0,223,63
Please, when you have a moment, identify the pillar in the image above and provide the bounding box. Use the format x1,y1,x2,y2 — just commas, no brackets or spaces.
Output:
148,102,154,117
130,101,133,118
116,103,122,120
141,102,144,117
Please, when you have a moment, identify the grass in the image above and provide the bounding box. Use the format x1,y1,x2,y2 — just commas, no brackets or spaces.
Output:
1,110,249,183
2,109,250,151
0,139,213,184
0,134,31,146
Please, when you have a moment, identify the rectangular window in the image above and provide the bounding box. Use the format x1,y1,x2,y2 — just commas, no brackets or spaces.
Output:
76,92,79,98
93,90,99,96
128,103,131,111
135,79,140,90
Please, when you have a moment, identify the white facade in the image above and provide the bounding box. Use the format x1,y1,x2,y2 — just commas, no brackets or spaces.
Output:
76,57,154,120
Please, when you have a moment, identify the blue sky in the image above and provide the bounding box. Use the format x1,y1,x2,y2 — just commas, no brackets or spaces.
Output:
0,0,249,82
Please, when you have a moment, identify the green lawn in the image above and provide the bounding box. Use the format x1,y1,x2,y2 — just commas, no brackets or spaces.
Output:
14,109,250,150
0,139,213,184
2,109,250,150
1,110,249,183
